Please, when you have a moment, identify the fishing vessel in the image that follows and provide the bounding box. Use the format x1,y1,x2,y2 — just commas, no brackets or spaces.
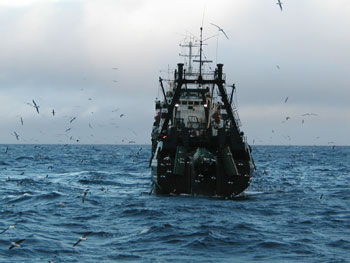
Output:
150,27,255,198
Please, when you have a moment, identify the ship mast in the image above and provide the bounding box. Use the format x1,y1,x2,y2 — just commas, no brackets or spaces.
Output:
179,41,193,74
199,27,203,77
179,37,200,74
193,27,212,81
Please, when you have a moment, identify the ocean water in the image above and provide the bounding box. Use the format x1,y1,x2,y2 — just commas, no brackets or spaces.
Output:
0,144,349,263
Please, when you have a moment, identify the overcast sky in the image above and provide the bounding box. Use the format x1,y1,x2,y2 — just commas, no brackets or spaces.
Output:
1,0,349,145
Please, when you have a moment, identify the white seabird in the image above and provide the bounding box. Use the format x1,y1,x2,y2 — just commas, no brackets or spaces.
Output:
210,23,229,40
1,223,16,234
9,239,24,250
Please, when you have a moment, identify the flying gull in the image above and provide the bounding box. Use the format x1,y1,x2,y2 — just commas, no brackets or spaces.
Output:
32,99,40,114
13,132,19,140
73,232,92,247
284,96,289,103
8,239,24,250
277,0,283,11
210,23,229,40
52,109,55,116
1,223,16,234
70,117,77,123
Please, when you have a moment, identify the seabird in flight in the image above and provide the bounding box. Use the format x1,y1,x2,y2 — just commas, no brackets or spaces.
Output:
8,239,24,250
70,117,77,123
277,0,283,11
73,232,92,247
52,109,55,116
32,99,40,114
210,23,229,40
284,96,289,103
1,224,16,234
13,132,19,140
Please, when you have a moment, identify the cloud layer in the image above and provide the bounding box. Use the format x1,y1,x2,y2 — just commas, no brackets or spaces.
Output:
1,0,349,145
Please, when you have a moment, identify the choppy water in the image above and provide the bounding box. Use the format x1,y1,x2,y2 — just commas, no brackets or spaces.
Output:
1,144,350,262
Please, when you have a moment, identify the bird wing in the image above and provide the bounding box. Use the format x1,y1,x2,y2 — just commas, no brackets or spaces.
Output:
16,239,25,244
0,228,9,234
73,239,81,247
278,1,283,11
210,23,220,29
221,30,229,40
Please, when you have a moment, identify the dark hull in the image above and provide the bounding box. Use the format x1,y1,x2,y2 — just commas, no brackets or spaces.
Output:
152,127,254,198
154,166,251,198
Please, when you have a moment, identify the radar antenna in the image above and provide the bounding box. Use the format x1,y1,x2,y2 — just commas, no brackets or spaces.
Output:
179,39,199,74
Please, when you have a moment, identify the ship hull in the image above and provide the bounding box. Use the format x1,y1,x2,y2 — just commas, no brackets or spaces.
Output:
151,128,254,198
